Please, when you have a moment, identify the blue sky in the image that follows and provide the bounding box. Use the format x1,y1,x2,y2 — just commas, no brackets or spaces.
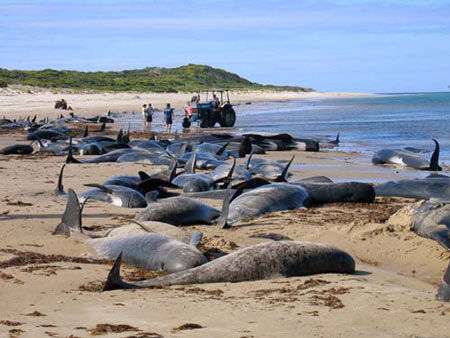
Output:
1,0,449,92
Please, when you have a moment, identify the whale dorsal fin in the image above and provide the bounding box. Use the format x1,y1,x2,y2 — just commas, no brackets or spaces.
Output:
138,171,151,180
185,144,196,174
189,231,203,248
430,139,442,171
245,150,254,170
215,186,233,229
216,142,230,156
66,137,81,164
55,164,66,195
53,188,81,236
102,252,137,291
168,157,178,182
275,155,295,182
238,136,252,158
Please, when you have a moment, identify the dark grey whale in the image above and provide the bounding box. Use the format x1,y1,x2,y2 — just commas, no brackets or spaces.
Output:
103,241,355,290
298,182,375,206
0,144,34,155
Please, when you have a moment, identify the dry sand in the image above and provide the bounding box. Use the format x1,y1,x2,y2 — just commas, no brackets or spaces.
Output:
0,129,449,338
0,90,449,337
0,86,371,118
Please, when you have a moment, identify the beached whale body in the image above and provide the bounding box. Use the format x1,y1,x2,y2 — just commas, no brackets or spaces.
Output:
437,261,450,302
88,232,207,273
103,176,142,192
0,144,34,155
372,139,441,171
412,200,450,250
244,134,320,152
106,221,192,243
212,162,252,182
103,241,355,290
297,182,375,206
27,129,68,141
374,178,450,200
79,184,147,208
117,151,172,166
172,173,214,192
227,183,308,225
135,197,220,226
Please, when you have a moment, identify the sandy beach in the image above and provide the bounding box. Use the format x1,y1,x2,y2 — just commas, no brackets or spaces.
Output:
0,91,449,337
0,86,371,119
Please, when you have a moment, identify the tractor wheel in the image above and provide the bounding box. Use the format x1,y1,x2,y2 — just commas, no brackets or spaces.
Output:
200,118,209,128
182,117,191,128
207,114,217,128
219,107,236,127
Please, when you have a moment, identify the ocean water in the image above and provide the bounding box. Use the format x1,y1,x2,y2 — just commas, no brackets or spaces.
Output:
235,92,450,164
119,92,450,164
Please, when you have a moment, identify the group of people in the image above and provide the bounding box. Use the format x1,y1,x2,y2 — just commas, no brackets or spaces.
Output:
54,98,72,111
141,94,221,132
141,103,174,133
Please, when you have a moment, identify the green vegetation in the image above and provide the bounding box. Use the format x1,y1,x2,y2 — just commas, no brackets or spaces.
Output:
0,64,313,93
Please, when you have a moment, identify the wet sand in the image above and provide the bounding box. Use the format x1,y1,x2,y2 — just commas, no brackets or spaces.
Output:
0,127,449,337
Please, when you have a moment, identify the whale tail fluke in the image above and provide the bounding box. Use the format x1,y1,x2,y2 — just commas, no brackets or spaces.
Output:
53,188,82,236
437,260,450,302
102,252,138,291
430,139,442,171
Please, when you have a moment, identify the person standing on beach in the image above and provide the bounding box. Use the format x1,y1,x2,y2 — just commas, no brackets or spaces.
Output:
164,103,174,133
141,104,147,128
146,103,154,129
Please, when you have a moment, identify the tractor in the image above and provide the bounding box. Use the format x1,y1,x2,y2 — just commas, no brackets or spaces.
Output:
182,89,236,129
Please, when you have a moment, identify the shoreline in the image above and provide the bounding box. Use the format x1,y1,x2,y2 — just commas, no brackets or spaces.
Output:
0,87,372,118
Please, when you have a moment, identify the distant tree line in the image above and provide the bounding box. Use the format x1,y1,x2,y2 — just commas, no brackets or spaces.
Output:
0,64,313,93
